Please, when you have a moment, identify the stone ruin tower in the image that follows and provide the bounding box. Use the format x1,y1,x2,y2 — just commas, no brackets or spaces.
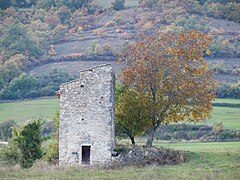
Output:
58,64,115,166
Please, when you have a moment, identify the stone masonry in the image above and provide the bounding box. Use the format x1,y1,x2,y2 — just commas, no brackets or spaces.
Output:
59,64,115,166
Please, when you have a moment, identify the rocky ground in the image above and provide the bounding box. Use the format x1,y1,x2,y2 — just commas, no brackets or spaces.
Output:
110,146,185,168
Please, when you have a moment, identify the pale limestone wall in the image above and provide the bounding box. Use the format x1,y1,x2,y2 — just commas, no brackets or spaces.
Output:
59,64,115,166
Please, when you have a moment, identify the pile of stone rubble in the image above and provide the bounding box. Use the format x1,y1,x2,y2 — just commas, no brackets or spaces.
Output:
110,146,185,168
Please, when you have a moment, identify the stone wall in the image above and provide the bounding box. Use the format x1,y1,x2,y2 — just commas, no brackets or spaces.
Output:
59,64,115,166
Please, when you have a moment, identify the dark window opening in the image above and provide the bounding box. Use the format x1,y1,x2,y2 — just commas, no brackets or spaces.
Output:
82,146,91,165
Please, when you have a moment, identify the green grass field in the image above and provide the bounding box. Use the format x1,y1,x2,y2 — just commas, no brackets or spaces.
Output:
214,98,240,104
209,98,240,129
156,141,240,153
0,98,59,125
0,142,239,179
209,106,240,129
0,98,239,129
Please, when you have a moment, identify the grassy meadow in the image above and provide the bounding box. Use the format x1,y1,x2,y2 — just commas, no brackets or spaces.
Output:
0,98,59,125
156,141,240,153
0,98,239,129
0,142,239,179
214,98,240,104
209,106,240,129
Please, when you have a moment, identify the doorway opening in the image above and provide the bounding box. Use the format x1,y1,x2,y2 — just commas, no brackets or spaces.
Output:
82,146,91,165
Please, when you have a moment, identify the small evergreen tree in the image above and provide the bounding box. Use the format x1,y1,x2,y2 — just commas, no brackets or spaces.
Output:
12,119,43,168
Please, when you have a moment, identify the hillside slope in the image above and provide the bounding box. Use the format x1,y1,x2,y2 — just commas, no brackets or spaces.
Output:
30,6,240,85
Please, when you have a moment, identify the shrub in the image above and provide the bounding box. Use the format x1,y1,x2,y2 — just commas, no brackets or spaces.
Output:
216,83,240,99
172,15,210,32
25,90,40,99
203,2,240,23
1,69,75,100
1,73,37,100
219,129,240,141
112,0,125,11
12,119,43,168
43,142,59,165
154,124,213,140
36,0,56,11
57,6,71,26
95,43,115,56
209,36,236,57
41,121,54,138
0,56,25,87
0,0,11,10
0,23,43,58
0,142,19,165
212,122,223,136
43,111,59,164
139,0,159,8
0,120,17,141
36,0,92,11
39,86,56,96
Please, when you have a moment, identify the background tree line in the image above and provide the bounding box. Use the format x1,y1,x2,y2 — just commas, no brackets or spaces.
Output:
0,0,239,100
0,1,97,100
0,0,92,10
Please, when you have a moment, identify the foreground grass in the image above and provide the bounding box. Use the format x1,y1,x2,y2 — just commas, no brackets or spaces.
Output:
0,142,239,179
0,98,59,125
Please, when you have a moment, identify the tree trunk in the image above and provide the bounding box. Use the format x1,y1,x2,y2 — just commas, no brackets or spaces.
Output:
147,86,158,147
130,136,135,145
146,125,158,147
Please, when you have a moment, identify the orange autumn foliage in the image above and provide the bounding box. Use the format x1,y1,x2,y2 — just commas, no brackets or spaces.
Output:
119,30,216,147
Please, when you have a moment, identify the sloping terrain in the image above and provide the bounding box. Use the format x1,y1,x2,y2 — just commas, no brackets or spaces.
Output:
29,61,123,78
30,6,240,85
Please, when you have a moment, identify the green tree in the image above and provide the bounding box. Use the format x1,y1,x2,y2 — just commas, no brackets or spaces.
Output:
0,0,11,10
36,0,92,11
57,5,71,25
0,60,22,87
36,0,55,11
112,0,125,11
12,119,43,168
65,0,92,10
10,0,39,8
115,86,152,145
119,30,216,147
1,73,37,100
0,24,43,58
